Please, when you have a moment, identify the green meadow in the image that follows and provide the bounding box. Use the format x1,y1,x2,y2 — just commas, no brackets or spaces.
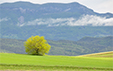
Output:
0,51,113,71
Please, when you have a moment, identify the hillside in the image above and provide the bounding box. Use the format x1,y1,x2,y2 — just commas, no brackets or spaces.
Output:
0,1,113,41
1,25,113,41
0,52,113,71
0,38,25,53
79,51,113,57
1,1,112,19
0,36,113,56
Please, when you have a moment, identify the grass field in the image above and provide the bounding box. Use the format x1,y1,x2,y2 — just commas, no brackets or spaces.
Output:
80,51,113,58
0,51,113,71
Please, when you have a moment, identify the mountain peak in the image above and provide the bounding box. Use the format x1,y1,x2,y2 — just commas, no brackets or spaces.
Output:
0,1,113,24
1,1,33,5
0,1,113,41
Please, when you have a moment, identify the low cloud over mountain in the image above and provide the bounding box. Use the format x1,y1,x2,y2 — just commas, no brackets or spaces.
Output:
0,1,113,40
17,15,113,27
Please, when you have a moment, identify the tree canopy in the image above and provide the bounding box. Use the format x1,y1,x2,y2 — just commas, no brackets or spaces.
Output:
24,35,51,55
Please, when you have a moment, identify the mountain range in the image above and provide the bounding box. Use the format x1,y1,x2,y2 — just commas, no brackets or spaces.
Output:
0,1,113,41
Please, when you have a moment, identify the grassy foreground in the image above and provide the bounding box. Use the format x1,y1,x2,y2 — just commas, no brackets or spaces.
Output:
0,51,113,71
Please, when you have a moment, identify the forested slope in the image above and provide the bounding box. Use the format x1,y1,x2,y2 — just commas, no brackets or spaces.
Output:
0,36,113,56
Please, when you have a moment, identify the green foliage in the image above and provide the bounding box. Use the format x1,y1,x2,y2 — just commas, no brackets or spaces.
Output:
0,36,113,56
24,35,51,55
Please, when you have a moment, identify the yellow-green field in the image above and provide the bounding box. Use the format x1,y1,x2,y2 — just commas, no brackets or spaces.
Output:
79,51,113,58
0,51,113,71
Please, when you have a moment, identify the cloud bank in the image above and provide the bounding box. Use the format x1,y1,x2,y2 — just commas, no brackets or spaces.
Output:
17,15,113,27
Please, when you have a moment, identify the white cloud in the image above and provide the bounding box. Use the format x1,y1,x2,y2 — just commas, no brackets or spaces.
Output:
17,15,113,27
0,17,9,22
69,15,113,26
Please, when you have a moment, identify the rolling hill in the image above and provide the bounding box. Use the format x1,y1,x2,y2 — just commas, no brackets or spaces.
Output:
0,51,113,71
0,36,113,56
79,51,113,58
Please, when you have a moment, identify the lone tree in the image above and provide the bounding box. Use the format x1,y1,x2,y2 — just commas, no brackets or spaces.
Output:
24,35,51,55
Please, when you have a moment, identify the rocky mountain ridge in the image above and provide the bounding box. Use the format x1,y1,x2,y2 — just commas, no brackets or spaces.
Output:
0,1,113,41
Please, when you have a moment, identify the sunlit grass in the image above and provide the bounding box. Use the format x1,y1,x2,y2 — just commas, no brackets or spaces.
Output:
0,52,113,71
79,51,113,58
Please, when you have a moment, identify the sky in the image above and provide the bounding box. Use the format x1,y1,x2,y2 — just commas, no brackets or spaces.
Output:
0,0,113,13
